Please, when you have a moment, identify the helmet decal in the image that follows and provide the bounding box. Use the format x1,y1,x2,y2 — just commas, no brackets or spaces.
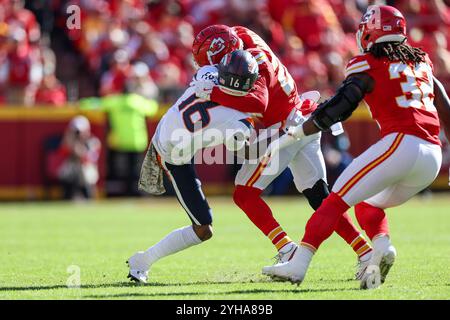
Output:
207,37,226,64
363,5,381,29
192,25,242,66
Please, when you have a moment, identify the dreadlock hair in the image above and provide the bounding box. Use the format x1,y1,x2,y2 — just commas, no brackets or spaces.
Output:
368,41,426,65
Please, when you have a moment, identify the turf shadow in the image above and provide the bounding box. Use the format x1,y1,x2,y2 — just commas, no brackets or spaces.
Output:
0,282,142,292
84,287,360,299
0,280,262,292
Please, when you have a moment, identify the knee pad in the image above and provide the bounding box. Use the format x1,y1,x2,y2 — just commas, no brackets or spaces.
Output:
233,185,262,209
302,179,330,210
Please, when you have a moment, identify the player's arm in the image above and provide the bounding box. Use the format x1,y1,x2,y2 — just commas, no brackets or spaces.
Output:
265,73,374,156
295,72,374,137
210,75,269,114
433,75,450,142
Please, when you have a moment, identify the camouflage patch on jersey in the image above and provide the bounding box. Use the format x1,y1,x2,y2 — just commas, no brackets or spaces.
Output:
138,144,166,195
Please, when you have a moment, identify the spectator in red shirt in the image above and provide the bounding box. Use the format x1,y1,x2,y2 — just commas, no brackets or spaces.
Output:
281,0,345,51
3,23,42,105
100,49,132,96
34,74,67,106
4,0,41,47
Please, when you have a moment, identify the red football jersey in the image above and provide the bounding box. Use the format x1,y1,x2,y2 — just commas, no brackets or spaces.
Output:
210,26,311,128
345,53,441,145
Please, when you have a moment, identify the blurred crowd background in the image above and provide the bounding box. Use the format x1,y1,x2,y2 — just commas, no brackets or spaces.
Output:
0,0,449,199
1,0,449,106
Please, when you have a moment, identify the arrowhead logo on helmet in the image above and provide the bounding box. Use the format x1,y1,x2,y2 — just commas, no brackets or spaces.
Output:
207,38,226,64
356,5,407,53
192,24,242,67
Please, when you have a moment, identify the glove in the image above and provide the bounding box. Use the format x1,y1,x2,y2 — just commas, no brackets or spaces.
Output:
287,124,305,140
192,79,215,100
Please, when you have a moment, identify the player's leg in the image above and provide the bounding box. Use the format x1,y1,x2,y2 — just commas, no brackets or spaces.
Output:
355,140,442,287
128,161,211,283
288,134,372,268
262,133,420,283
301,133,412,251
233,141,298,261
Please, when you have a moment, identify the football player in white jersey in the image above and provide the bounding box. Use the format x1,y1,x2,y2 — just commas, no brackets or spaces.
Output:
126,51,257,283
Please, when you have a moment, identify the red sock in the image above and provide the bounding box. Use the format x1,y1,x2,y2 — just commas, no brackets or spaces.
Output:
301,192,349,251
233,185,292,250
354,202,389,240
335,212,372,258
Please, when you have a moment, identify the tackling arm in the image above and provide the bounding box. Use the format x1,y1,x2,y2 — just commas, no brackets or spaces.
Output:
210,75,269,114
292,73,374,138
433,76,450,142
264,73,374,158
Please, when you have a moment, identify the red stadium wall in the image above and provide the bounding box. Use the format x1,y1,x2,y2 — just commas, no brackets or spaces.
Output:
0,105,448,200
0,108,107,199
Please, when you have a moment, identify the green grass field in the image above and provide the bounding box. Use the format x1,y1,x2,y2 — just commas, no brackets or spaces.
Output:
0,196,449,300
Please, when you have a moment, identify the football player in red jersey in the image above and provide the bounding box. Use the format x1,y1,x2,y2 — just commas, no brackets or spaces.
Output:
262,5,450,289
191,24,374,277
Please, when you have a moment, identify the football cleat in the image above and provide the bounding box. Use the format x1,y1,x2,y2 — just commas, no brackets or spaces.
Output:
262,246,313,284
379,245,397,283
355,251,372,280
274,242,298,264
127,269,148,284
126,251,150,284
269,243,299,282
360,245,396,289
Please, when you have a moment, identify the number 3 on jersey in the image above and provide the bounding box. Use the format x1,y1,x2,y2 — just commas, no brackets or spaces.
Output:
389,62,436,112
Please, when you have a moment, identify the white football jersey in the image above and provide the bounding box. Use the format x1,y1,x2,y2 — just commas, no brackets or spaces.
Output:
153,66,252,165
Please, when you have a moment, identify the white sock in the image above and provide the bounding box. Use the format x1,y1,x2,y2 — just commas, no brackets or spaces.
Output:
372,234,391,253
298,245,314,260
286,245,314,282
294,245,314,269
279,241,296,254
143,225,202,267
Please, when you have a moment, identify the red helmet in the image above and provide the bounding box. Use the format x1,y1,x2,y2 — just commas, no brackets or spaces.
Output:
192,24,243,67
356,5,407,53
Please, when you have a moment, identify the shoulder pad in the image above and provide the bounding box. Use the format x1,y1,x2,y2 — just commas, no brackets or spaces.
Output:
193,65,218,84
246,48,269,68
345,54,372,78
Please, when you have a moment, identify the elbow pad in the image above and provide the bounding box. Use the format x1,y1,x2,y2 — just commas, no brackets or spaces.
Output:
312,77,369,131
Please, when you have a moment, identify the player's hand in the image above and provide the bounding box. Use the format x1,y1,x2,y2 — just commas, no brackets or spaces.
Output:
192,80,214,100
287,124,305,140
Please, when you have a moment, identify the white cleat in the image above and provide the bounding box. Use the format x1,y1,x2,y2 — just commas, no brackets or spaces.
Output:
360,245,396,289
355,251,372,280
126,251,150,284
127,269,148,284
379,245,396,283
262,246,313,284
274,242,299,264
269,243,299,282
